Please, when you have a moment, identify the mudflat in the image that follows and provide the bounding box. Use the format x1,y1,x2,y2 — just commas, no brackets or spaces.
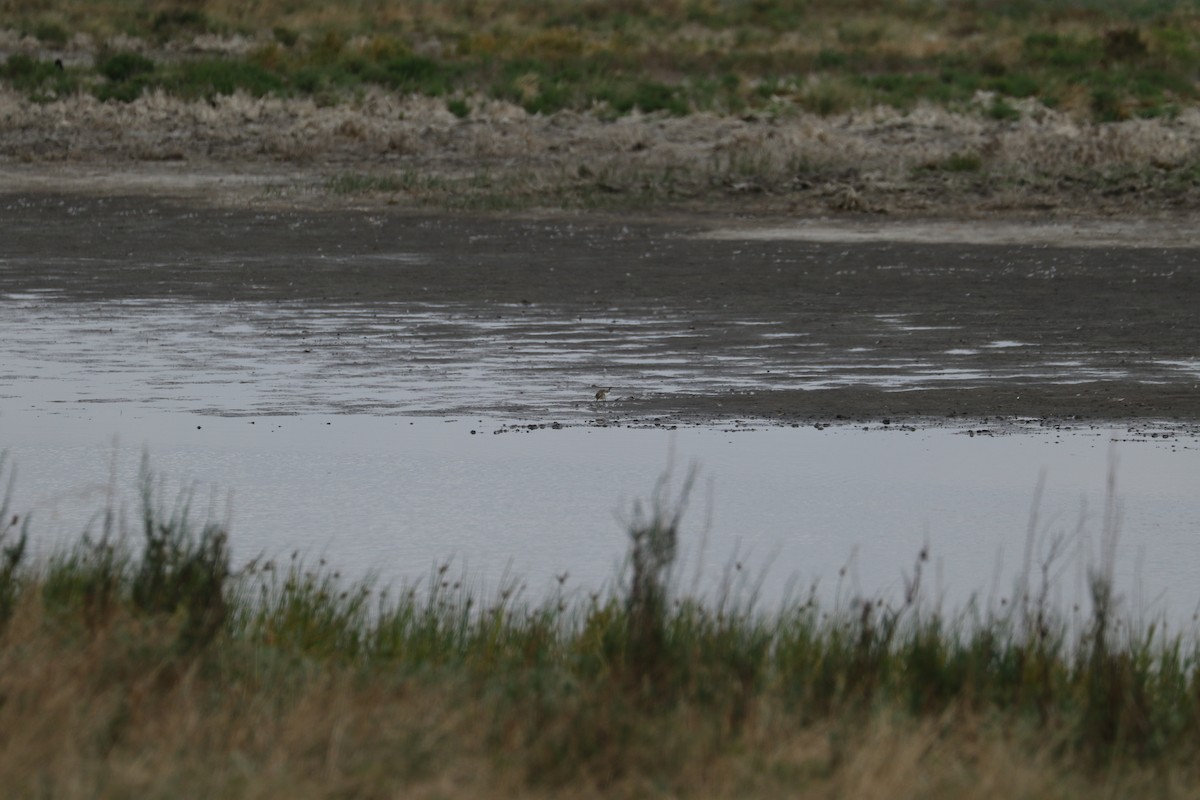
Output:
2,192,1197,430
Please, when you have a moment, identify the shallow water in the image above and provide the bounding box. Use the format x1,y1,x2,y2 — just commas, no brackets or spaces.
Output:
2,291,1199,618
1,188,1198,641
4,403,1199,619
1,293,1183,422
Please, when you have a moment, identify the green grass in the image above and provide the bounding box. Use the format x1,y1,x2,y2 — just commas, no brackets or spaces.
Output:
325,171,433,197
1,52,79,101
3,1,1199,119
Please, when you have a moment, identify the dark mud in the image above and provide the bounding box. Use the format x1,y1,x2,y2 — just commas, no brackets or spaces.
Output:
2,192,1198,430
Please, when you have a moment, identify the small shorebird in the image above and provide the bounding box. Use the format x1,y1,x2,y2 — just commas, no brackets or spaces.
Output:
594,387,612,401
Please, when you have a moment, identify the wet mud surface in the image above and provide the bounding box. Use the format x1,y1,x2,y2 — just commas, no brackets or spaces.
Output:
2,192,1198,431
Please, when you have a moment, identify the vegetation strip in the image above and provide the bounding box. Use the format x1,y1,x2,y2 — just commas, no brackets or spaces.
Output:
2,454,1200,795
4,0,1200,120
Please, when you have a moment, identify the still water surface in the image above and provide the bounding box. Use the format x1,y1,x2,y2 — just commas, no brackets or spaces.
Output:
4,407,1198,618
1,292,1198,617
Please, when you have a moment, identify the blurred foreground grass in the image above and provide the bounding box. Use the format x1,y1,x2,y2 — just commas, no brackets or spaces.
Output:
3,0,1200,121
3,454,1200,796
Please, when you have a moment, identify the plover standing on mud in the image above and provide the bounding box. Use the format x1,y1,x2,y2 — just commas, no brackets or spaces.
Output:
594,387,612,401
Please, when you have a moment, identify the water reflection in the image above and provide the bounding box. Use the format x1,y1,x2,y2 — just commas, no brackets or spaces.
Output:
3,412,1197,619
3,294,1188,421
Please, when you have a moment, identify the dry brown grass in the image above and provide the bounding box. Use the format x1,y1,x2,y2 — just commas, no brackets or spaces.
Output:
3,576,1200,799
0,591,486,797
3,82,1199,217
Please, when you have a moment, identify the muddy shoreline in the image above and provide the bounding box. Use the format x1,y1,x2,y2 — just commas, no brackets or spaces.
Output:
2,191,1198,431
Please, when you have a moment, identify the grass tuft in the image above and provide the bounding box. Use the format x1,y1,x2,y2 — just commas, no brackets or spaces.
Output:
130,463,230,652
0,454,29,628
